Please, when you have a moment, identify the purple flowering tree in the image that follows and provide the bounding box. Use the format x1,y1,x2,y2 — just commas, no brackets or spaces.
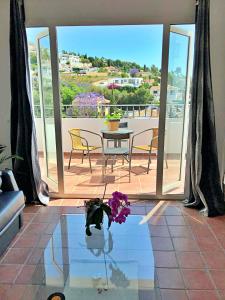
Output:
130,68,139,78
73,92,105,117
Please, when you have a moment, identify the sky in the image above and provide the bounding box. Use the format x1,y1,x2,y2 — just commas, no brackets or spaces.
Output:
27,24,195,71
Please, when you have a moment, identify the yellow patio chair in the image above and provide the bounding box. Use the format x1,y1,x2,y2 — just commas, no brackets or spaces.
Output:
131,128,168,174
68,128,102,173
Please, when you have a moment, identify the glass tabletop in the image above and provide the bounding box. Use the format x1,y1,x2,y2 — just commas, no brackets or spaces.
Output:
101,128,134,135
29,214,155,300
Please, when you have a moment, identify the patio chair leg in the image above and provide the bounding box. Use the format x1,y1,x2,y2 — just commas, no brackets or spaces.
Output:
111,156,114,173
81,151,84,164
68,150,73,169
102,155,105,181
147,151,151,174
88,152,92,173
128,155,131,183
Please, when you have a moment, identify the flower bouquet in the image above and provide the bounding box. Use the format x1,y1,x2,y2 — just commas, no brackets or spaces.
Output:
85,191,130,236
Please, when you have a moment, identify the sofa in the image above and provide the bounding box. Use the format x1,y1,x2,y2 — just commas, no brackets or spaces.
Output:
0,170,25,256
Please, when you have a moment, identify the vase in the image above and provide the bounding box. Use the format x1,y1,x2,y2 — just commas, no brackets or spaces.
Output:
107,119,120,131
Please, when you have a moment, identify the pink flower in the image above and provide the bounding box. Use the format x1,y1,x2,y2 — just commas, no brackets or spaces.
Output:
108,191,130,224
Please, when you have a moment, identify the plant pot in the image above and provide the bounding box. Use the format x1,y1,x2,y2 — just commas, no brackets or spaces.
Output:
107,119,120,131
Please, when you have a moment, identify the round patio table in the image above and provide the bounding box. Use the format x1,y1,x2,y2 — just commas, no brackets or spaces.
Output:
101,128,134,147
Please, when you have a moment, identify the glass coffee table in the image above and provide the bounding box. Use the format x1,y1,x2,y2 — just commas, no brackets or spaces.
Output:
29,214,156,299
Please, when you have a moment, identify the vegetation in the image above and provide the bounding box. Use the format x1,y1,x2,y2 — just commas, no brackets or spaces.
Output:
29,47,176,119
105,109,124,121
0,145,23,167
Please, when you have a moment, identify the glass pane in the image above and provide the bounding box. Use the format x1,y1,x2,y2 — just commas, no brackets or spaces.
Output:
56,25,163,196
27,28,58,192
38,34,58,185
163,25,195,194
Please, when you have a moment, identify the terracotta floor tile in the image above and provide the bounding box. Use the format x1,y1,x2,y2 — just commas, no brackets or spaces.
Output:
157,268,185,289
27,248,44,265
0,284,10,299
172,238,199,251
130,206,146,215
182,269,214,290
32,213,60,223
160,289,188,300
166,216,186,226
219,290,225,299
151,237,174,251
0,265,21,283
2,248,32,264
169,226,193,238
176,252,205,269
149,225,170,237
23,223,48,235
184,215,208,227
23,205,40,214
15,265,36,284
160,206,182,216
1,200,224,297
187,290,220,300
218,239,225,249
202,251,225,269
196,237,222,251
190,224,214,238
148,216,167,226
23,213,35,223
154,251,178,268
37,234,52,248
13,234,40,248
210,270,225,289
5,284,27,300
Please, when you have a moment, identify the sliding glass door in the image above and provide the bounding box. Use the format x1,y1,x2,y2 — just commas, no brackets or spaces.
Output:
163,25,194,195
27,24,194,199
36,30,58,191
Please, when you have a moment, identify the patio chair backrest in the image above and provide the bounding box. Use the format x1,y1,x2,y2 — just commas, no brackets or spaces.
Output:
119,122,128,128
69,128,83,149
151,128,158,148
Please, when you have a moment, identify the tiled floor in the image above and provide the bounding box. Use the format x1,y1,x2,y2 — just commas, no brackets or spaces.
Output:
1,199,225,299
40,153,184,196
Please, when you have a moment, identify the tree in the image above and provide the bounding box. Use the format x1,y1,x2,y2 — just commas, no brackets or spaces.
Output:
60,82,84,106
121,72,129,78
30,52,37,65
130,68,139,78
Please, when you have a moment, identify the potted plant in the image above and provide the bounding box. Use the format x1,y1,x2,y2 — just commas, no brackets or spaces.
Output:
105,109,123,131
0,144,23,189
85,190,130,236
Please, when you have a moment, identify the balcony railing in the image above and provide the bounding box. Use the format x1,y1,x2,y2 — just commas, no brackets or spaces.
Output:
33,103,185,119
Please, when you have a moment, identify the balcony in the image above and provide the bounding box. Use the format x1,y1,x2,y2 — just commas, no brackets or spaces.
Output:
35,103,186,197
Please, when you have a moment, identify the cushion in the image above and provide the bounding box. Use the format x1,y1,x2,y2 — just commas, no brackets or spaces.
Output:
0,191,24,233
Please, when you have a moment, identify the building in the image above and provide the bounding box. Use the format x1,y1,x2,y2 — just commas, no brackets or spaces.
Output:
150,85,184,102
109,77,143,87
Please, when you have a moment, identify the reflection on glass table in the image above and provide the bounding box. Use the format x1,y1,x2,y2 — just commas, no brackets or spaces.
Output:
30,215,155,300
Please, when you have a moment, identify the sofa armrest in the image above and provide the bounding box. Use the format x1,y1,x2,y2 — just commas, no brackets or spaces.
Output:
1,170,19,192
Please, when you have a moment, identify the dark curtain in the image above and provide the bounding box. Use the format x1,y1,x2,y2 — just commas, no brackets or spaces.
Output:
10,0,49,205
184,0,225,216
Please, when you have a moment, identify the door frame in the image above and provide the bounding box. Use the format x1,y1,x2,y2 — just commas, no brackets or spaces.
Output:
32,24,194,200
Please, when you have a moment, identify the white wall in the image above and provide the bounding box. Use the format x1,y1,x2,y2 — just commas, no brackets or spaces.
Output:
25,0,195,26
0,0,11,158
35,117,183,154
210,0,225,181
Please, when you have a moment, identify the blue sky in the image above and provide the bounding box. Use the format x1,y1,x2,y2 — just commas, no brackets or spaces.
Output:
27,24,195,71
56,25,163,68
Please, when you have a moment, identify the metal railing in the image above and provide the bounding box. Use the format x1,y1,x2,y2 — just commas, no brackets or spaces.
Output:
33,103,185,119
